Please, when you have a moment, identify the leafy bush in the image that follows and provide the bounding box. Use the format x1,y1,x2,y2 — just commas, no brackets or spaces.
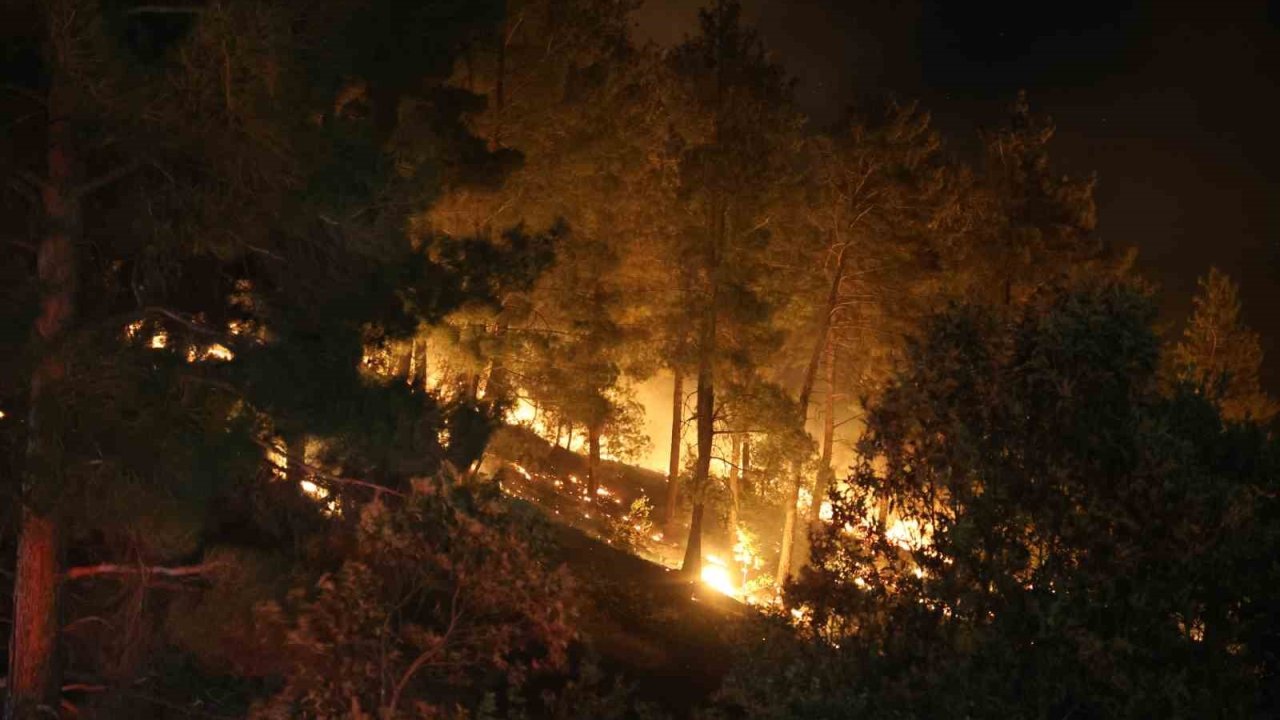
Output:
251,475,576,719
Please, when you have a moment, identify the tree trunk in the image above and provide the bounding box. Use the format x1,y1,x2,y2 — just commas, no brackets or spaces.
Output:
681,353,714,577
776,465,799,588
727,433,742,582
285,431,307,487
682,502,705,578
411,338,428,391
8,90,78,720
663,370,683,527
586,423,601,497
395,342,412,380
779,246,850,586
798,339,838,569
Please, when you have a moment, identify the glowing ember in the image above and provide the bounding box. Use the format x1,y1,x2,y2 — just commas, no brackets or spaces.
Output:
150,331,168,349
204,343,234,361
595,486,612,497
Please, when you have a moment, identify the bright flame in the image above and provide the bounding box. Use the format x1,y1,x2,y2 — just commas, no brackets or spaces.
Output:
300,480,329,500
700,562,735,596
150,331,168,349
886,518,927,550
507,398,538,425
204,343,233,361
818,500,833,522
797,486,813,513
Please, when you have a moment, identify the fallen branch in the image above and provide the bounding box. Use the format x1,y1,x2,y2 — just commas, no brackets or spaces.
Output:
65,561,225,581
253,438,407,499
142,307,248,345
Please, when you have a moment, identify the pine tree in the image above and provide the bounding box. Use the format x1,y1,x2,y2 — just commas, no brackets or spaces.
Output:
667,0,801,578
976,91,1108,308
1,1,513,714
1169,267,1278,423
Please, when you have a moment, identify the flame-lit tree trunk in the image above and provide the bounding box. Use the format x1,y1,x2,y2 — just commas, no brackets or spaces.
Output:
681,261,717,577
586,423,601,497
663,370,683,528
285,431,307,487
726,433,742,580
8,78,78,720
777,244,849,585
775,462,799,587
395,342,413,380
681,353,714,577
797,339,838,568
411,338,428,391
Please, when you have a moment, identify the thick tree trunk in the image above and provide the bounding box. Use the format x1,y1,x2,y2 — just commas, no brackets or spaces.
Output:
726,433,742,582
7,513,61,720
8,97,78,720
682,502,705,578
395,342,412,380
798,340,838,568
776,467,799,587
779,247,850,586
663,370,683,528
410,338,428,391
586,423,601,497
285,431,307,487
681,354,714,577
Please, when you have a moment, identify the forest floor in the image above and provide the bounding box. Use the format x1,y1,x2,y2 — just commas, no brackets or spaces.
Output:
485,426,755,716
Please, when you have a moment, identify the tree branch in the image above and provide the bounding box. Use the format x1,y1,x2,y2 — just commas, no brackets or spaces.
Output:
65,561,225,581
75,159,145,199
125,5,206,15
253,439,407,499
389,584,462,714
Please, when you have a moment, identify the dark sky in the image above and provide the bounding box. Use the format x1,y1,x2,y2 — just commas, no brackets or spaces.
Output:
635,0,1280,387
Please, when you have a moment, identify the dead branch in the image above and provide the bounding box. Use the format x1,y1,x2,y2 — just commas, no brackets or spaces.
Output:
65,561,225,581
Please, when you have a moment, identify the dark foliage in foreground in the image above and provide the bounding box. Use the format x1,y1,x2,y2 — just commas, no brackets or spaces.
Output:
719,283,1279,719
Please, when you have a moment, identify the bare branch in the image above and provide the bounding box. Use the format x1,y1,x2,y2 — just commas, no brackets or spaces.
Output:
125,5,206,15
252,439,407,499
75,159,145,199
65,561,225,581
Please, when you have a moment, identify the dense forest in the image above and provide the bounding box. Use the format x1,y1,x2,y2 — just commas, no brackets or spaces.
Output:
2,1,1277,718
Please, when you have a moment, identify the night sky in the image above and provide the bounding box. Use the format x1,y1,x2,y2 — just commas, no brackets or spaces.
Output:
636,0,1280,387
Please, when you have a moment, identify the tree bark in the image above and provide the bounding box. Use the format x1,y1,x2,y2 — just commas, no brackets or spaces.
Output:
394,342,412,380
411,338,428,391
726,433,742,582
681,351,714,577
663,370,683,527
285,431,307,487
798,339,838,569
681,502,705,579
586,423,601,497
775,465,799,587
779,246,850,586
8,86,78,720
